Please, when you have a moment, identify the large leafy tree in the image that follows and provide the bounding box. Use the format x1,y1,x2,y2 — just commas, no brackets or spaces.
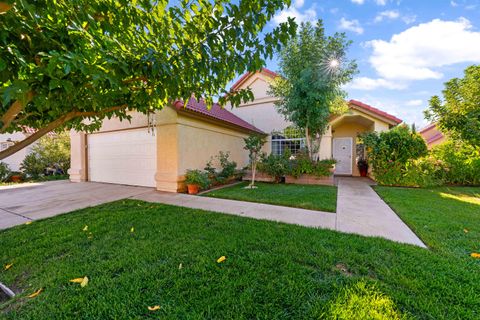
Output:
0,0,296,160
425,65,480,148
269,21,357,159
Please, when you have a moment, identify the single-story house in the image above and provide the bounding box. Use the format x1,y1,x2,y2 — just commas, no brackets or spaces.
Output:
69,68,402,191
419,123,446,149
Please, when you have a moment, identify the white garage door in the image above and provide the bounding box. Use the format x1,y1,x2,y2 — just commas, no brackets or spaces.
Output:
88,128,157,187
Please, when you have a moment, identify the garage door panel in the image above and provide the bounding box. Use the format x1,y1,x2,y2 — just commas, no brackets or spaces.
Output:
88,129,157,187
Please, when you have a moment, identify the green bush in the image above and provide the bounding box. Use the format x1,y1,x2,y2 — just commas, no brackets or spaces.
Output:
20,132,70,179
184,169,210,189
360,125,428,185
288,151,336,178
204,151,237,185
430,140,480,185
0,162,11,182
257,152,290,182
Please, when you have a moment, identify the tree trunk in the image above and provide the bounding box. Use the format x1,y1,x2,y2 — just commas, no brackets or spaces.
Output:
250,156,257,187
305,127,312,159
1,92,34,132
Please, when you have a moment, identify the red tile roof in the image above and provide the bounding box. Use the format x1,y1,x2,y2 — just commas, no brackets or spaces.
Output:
230,68,280,91
173,99,265,134
349,100,402,124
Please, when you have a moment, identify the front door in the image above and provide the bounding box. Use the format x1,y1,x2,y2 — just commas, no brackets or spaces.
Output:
333,137,353,175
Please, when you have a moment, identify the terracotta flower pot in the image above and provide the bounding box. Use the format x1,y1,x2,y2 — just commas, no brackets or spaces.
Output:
10,175,23,183
187,184,200,195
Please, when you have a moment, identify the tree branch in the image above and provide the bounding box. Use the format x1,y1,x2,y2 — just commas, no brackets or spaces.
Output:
0,104,128,160
1,92,34,133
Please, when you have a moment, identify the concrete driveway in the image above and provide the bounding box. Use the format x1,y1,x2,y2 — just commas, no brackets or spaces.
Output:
0,180,152,230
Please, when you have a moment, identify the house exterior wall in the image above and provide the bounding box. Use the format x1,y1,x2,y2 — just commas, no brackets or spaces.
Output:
420,124,446,149
0,132,32,171
70,108,254,192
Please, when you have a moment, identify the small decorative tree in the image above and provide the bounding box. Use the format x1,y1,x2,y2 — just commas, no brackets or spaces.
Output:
243,134,266,189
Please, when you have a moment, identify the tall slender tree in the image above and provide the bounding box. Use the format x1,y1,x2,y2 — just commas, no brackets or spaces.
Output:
0,0,296,159
269,21,357,159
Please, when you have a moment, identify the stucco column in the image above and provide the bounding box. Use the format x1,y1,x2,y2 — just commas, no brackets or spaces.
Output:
68,130,87,182
318,126,333,160
155,108,181,192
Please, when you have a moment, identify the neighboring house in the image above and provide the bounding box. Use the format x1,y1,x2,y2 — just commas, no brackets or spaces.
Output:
419,123,446,149
0,128,37,171
69,68,402,191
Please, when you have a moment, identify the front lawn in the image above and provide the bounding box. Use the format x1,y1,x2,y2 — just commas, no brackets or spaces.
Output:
375,186,480,258
202,181,337,212
1,198,479,319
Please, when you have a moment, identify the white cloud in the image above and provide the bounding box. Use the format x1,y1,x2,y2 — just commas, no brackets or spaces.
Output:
405,99,423,106
374,10,400,23
450,1,458,7
339,18,364,34
366,18,480,81
351,0,365,4
402,15,417,24
347,77,406,90
375,0,387,5
273,0,316,24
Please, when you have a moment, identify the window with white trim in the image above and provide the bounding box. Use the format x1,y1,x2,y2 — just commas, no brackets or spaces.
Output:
271,127,306,156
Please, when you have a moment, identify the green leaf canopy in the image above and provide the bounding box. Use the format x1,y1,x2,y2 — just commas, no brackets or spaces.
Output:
0,0,296,159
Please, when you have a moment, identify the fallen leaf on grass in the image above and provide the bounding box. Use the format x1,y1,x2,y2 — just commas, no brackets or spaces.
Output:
70,276,89,287
25,221,32,225
464,228,469,233
4,263,13,270
148,305,161,311
130,227,135,233
82,225,88,232
217,256,226,263
178,263,183,270
28,288,43,298
471,253,480,259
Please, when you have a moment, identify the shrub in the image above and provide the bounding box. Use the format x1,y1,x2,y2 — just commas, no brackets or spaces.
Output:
20,132,70,178
184,169,210,189
216,151,237,183
257,152,290,182
360,125,428,185
288,151,336,178
204,151,238,185
0,162,11,182
430,140,480,185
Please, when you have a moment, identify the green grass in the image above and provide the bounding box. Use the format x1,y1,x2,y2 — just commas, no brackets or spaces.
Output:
375,186,480,258
202,181,337,212
1,194,479,319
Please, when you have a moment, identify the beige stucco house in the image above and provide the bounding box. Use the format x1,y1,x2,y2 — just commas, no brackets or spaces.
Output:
69,68,402,191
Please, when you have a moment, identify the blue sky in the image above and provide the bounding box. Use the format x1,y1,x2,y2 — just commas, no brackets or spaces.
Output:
264,0,480,127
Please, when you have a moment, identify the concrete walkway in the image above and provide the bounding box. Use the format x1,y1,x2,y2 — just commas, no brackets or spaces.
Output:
0,181,151,230
335,178,426,247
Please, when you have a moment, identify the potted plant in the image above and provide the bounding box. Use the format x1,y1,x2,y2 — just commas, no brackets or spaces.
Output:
357,159,369,177
184,169,209,195
9,171,24,183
